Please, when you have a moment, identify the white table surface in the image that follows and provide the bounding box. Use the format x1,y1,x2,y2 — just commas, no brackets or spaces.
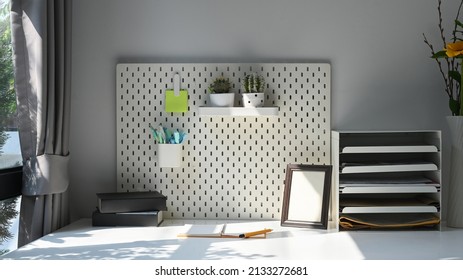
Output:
2,218,463,260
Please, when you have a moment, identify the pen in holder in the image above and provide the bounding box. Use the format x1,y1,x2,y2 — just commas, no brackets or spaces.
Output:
149,124,187,168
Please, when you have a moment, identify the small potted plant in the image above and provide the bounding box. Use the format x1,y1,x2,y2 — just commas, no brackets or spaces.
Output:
241,73,265,107
208,77,235,107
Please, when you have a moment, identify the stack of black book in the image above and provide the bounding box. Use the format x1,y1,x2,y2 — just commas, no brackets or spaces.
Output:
92,191,167,227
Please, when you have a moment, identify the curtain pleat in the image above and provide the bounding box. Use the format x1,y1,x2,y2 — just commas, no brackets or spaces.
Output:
11,0,72,247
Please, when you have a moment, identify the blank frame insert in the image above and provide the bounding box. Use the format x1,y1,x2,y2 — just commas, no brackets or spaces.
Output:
287,171,324,221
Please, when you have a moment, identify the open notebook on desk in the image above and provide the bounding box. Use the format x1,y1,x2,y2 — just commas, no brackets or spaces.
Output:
177,224,226,237
177,224,272,238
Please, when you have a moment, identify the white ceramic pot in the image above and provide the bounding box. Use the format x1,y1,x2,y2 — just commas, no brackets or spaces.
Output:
241,92,264,108
446,116,463,227
158,144,182,168
209,93,235,107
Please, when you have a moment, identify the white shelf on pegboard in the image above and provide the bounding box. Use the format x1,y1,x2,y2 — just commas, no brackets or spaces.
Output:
198,106,279,116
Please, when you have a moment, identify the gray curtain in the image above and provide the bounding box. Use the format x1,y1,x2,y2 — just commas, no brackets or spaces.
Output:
10,0,72,246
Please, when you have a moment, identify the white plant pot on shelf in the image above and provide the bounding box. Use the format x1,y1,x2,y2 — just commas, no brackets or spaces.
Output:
241,92,264,108
158,144,182,168
209,93,235,107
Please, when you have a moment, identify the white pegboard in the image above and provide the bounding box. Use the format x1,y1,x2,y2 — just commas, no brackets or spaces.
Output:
116,63,330,219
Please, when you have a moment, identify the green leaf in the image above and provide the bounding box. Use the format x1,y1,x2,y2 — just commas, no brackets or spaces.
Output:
456,19,463,28
449,70,462,84
450,98,460,116
432,50,448,59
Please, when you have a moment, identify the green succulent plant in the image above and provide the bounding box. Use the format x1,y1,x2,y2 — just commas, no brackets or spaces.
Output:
242,73,265,93
208,77,232,93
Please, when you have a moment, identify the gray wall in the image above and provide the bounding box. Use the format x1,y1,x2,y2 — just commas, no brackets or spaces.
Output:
70,0,456,220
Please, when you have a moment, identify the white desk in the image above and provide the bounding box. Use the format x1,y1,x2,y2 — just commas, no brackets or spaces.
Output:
2,219,463,260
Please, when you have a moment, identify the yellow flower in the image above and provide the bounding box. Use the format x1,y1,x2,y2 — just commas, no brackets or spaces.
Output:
445,41,463,57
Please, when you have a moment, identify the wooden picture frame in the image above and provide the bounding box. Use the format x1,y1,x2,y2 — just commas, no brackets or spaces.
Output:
281,164,332,229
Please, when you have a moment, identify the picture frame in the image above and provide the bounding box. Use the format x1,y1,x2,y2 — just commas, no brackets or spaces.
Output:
281,164,332,229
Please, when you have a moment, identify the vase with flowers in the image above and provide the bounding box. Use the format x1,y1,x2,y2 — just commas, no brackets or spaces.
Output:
423,0,463,227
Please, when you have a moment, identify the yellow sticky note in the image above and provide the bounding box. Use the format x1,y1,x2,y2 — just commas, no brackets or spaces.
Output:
165,89,188,112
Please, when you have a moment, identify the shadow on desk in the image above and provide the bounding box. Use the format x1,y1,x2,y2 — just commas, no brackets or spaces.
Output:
1,219,297,260
3,239,273,260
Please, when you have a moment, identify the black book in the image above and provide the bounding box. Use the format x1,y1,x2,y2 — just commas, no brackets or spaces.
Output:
96,191,167,213
92,209,164,227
